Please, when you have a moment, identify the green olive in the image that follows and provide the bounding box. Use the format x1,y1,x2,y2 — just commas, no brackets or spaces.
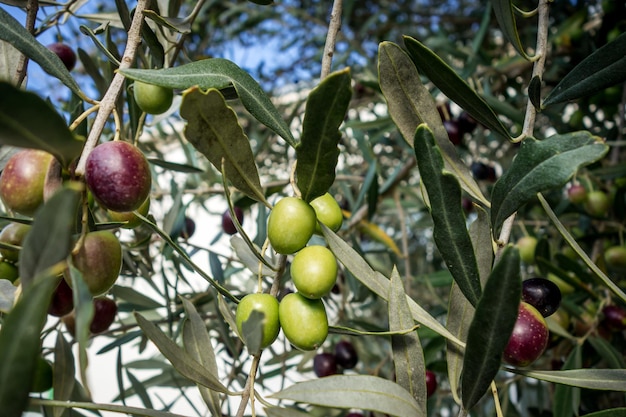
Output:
310,193,343,233
133,80,173,115
290,245,337,299
235,293,280,351
267,197,316,254
279,292,328,351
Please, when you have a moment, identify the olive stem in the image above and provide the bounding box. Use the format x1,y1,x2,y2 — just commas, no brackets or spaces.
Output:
235,353,262,417
14,0,39,87
74,0,150,177
320,0,343,80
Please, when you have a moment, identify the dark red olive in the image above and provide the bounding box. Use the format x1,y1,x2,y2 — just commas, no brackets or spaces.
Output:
313,352,337,377
334,340,358,369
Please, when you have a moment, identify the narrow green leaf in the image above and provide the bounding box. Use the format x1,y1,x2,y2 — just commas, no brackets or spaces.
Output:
414,124,482,307
180,87,267,204
265,407,312,417
30,398,191,417
296,69,351,202
388,268,426,416
321,224,464,346
402,36,513,141
109,286,162,310
581,408,626,417
181,297,222,417
19,186,81,287
461,245,521,411
53,332,76,417
553,345,581,417
0,8,83,96
125,369,154,409
543,32,626,107
270,375,421,417
492,0,533,60
510,368,626,391
134,312,231,394
528,75,542,110
491,132,608,233
377,41,489,207
120,59,296,146
68,266,94,395
0,83,85,168
446,207,492,404
0,272,59,417
587,336,626,369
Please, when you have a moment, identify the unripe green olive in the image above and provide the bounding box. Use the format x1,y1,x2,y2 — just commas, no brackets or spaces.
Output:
517,236,538,265
133,80,173,115
108,197,150,229
279,292,328,351
291,245,337,299
0,222,31,263
70,231,122,296
267,197,316,254
310,193,343,233
235,293,280,351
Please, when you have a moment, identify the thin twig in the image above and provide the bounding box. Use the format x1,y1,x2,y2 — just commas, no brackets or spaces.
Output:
320,0,343,80
235,353,261,417
14,0,39,86
74,0,150,177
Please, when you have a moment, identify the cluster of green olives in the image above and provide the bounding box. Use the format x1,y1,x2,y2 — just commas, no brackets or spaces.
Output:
236,193,343,352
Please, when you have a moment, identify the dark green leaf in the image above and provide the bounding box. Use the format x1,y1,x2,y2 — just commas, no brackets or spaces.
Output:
143,10,191,34
491,132,608,232
0,8,83,96
582,408,626,417
53,332,75,417
126,369,153,409
120,59,296,146
529,75,542,110
0,273,59,417
510,368,626,391
0,83,85,168
377,41,489,206
68,266,95,392
296,69,351,202
414,124,481,306
109,286,162,310
403,36,512,141
461,245,521,411
388,268,426,415
19,186,81,287
271,375,421,417
134,312,231,394
543,32,626,106
147,158,203,173
180,88,267,204
553,345,581,417
587,336,626,369
492,0,532,60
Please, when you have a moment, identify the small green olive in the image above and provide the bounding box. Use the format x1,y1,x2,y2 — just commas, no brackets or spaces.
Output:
267,197,316,254
279,292,328,351
310,193,343,233
235,293,280,351
133,80,173,115
290,245,337,299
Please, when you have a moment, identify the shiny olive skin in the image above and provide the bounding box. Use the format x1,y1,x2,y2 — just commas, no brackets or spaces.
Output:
133,80,173,115
235,293,280,351
310,193,343,233
69,231,122,296
267,197,316,254
503,302,549,367
522,277,562,318
279,292,328,351
290,245,338,299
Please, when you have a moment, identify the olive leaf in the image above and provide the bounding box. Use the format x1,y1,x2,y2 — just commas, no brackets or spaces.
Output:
492,0,533,60
296,68,351,202
180,87,267,205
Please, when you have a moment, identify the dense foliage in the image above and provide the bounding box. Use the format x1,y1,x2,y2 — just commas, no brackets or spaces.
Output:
0,0,625,416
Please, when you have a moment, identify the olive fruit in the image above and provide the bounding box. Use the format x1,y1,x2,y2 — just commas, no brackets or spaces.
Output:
133,80,173,115
108,197,150,229
0,149,55,216
85,141,152,212
444,120,462,145
222,206,244,235
0,260,19,283
70,231,122,296
235,293,280,351
458,112,477,135
470,161,496,181
90,297,118,334
334,340,358,369
0,222,31,263
567,184,587,204
522,277,562,318
313,352,337,377
279,292,328,351
425,370,437,398
503,302,549,367
48,278,74,317
48,42,77,71
604,245,626,271
171,216,196,240
584,190,610,217
267,197,316,254
517,236,538,265
31,357,53,393
290,245,337,299
600,305,626,332
310,193,343,233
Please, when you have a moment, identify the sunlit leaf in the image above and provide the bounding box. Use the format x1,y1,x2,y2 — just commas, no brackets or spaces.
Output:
414,124,481,306
134,312,231,394
491,132,608,233
0,40,21,84
0,272,59,417
461,245,521,411
402,36,513,141
492,0,533,60
271,375,421,417
120,59,296,146
296,68,351,202
0,83,85,168
0,8,83,96
543,32,626,106
378,41,489,207
181,87,267,204
389,268,426,415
